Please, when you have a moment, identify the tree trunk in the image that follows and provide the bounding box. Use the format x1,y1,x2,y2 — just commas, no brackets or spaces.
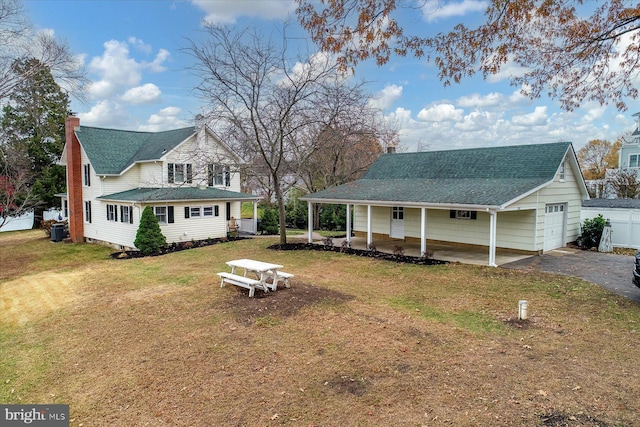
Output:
273,176,287,245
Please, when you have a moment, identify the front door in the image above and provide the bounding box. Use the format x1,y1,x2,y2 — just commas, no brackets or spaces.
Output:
390,206,405,239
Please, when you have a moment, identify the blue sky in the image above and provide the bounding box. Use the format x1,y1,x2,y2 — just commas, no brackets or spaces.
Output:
24,0,639,153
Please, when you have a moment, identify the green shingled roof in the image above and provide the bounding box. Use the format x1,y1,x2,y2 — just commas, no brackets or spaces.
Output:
97,187,259,203
303,142,573,207
75,126,196,175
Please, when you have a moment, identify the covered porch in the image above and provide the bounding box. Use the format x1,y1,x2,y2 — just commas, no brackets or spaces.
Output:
305,234,534,266
304,202,539,267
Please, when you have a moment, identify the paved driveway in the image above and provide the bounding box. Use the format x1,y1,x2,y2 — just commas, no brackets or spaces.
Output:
502,248,640,303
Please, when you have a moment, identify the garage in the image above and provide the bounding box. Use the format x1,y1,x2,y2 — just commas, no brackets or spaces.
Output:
544,203,566,251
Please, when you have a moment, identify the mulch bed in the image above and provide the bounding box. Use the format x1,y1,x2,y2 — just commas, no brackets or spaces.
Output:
267,242,448,265
111,236,247,259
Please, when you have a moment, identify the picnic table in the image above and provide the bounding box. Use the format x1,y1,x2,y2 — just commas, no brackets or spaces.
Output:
217,259,293,297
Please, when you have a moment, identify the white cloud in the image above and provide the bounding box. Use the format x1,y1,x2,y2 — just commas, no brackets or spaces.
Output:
127,37,152,55
192,0,296,25
121,83,162,105
369,84,403,110
78,100,129,128
421,0,487,22
455,110,500,132
86,39,170,99
138,107,187,132
417,103,464,122
456,92,503,108
511,106,549,127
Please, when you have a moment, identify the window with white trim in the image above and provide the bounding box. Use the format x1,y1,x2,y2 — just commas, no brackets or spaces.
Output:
84,201,92,223
168,163,193,184
203,206,214,217
208,164,231,187
559,160,566,181
450,210,477,220
106,204,117,221
154,206,167,224
120,206,132,224
190,206,201,218
630,154,640,168
83,164,91,186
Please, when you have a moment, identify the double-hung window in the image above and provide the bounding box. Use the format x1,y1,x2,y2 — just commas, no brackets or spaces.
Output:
84,201,92,223
203,206,214,217
120,206,133,224
630,154,640,168
83,164,91,186
106,204,117,221
154,206,167,224
208,164,231,187
168,163,193,184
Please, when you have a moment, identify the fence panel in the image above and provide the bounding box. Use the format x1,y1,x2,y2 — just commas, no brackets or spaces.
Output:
581,208,640,249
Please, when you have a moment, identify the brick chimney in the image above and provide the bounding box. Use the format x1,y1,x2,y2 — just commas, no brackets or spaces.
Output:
65,115,84,243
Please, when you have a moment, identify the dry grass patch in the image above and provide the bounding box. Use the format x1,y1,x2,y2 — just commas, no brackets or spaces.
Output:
0,232,639,426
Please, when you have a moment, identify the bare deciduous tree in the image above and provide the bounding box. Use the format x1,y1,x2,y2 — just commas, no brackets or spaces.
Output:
0,138,37,229
0,0,86,103
610,168,640,198
185,24,342,244
297,0,640,111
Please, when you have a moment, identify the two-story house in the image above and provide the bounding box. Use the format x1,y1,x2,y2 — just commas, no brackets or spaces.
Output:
619,112,640,170
60,116,259,250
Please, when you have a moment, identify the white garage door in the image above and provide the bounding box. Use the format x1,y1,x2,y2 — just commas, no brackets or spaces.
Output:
544,203,566,251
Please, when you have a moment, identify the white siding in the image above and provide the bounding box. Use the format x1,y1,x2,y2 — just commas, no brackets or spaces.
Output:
350,152,585,252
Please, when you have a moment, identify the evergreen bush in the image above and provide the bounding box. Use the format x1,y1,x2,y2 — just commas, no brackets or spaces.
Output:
577,214,606,249
134,206,167,255
259,206,279,235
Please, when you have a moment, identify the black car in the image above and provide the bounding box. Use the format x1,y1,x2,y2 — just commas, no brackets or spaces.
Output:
633,251,640,288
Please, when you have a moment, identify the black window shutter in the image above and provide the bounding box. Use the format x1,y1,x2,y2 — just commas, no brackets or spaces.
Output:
184,206,190,219
114,205,117,222
129,207,133,224
450,210,456,219
168,206,174,223
471,211,477,220
168,163,174,183
226,202,231,221
119,206,123,222
186,164,193,183
214,205,219,217
107,205,110,220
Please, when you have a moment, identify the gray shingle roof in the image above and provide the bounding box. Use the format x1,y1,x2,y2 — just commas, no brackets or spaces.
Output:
75,126,196,175
303,142,573,207
582,198,640,209
97,187,259,203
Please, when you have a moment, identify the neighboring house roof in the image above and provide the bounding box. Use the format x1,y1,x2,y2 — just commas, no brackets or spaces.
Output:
302,142,584,208
74,126,197,175
97,187,260,203
582,198,640,209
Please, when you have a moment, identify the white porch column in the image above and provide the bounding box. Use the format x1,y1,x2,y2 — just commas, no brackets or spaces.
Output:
367,205,372,247
253,201,258,235
420,207,427,256
308,202,313,243
489,210,497,267
346,203,352,243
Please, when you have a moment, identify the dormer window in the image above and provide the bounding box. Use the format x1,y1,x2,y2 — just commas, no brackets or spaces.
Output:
168,163,193,184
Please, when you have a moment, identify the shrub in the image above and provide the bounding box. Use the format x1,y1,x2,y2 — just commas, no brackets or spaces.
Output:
259,206,279,235
134,206,166,255
577,214,606,249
